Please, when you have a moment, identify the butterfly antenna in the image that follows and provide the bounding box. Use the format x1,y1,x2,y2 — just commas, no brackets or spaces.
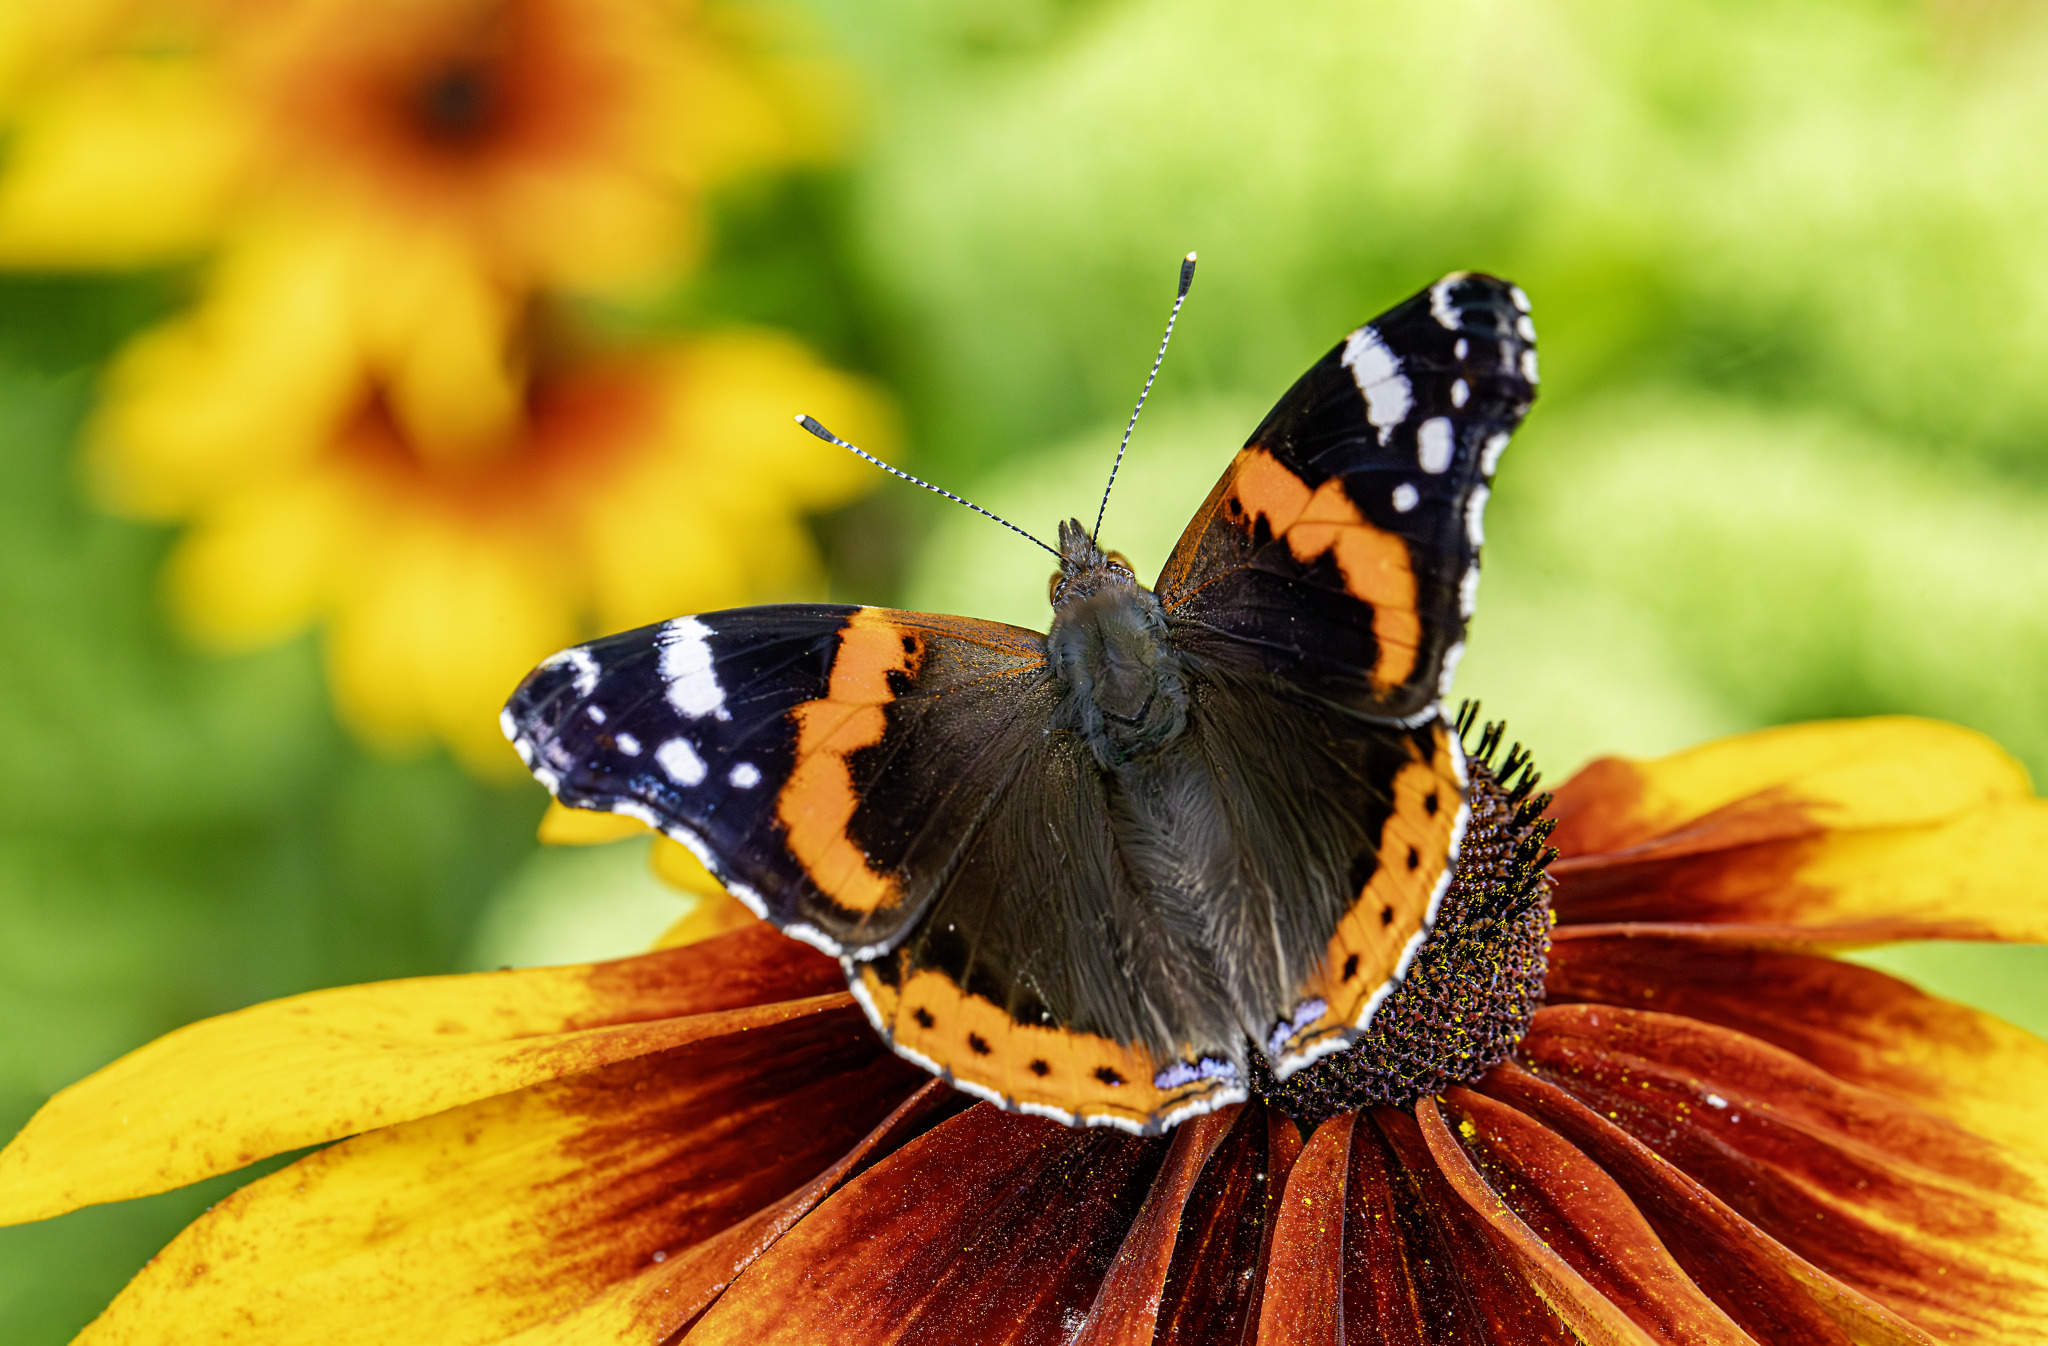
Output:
1092,251,1197,543
794,415,1060,560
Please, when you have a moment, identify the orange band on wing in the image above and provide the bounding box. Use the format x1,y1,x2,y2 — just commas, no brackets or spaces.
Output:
854,962,1241,1133
1276,727,1466,1061
778,609,926,914
1226,448,1421,689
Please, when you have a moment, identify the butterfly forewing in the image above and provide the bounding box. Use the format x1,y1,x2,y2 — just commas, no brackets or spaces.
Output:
1156,272,1536,723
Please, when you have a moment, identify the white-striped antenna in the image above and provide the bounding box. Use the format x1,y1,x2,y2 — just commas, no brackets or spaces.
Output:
1093,251,1197,543
794,415,1059,560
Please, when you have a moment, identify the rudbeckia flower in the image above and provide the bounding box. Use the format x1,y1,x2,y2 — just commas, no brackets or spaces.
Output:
0,0,878,775
4,716,2046,1342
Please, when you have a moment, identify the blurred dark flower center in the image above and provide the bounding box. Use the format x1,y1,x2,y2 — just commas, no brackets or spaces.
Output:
1251,725,1556,1122
415,62,499,144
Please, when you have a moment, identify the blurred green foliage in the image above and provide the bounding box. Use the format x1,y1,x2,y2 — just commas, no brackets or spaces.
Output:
7,0,2048,1338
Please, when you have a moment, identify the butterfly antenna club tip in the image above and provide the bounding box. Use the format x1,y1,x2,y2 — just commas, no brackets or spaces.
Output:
793,414,1059,559
1094,251,1198,542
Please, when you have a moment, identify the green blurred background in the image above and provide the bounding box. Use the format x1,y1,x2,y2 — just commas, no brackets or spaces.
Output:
7,0,2048,1337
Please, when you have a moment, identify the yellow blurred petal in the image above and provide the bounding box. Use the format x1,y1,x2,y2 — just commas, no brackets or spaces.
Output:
538,801,651,845
671,331,895,510
163,473,345,650
87,230,362,517
0,942,842,1226
509,165,696,291
651,891,759,950
1551,717,2035,861
647,835,727,902
349,231,524,463
0,58,248,264
326,515,576,775
70,996,891,1346
0,0,146,110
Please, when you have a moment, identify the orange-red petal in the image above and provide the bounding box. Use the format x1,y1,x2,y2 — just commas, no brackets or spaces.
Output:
1079,1102,1300,1345
495,1079,965,1345
1549,718,2032,861
1548,930,2048,1166
76,1000,926,1345
1424,1093,1743,1344
1548,719,2048,942
0,923,838,1223
684,1104,1165,1344
1477,1062,1930,1346
1521,1004,2048,1343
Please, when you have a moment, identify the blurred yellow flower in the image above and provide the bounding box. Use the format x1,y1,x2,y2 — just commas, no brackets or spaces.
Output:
0,0,886,776
143,329,890,775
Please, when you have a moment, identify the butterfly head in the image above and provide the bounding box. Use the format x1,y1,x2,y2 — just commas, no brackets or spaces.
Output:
1049,516,1139,609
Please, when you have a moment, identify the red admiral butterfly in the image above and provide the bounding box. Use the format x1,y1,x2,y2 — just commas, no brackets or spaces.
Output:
504,268,1537,1133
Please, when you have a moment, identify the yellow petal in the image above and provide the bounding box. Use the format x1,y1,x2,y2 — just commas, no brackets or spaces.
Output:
72,998,915,1346
163,471,346,650
326,511,575,775
652,892,759,950
86,227,363,517
348,230,524,464
648,835,725,900
0,58,248,264
1551,716,2034,861
0,926,843,1225
538,801,650,845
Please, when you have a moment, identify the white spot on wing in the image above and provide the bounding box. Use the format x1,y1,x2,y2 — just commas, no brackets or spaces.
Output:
1454,337,1469,360
656,737,706,786
1480,431,1511,477
729,761,761,789
657,617,728,721
1418,417,1455,473
1459,565,1481,618
1392,482,1419,513
540,646,600,697
1466,484,1491,546
1517,314,1537,342
1430,277,1461,329
1521,348,1540,384
1450,378,1469,408
499,707,519,742
1342,327,1412,439
615,731,641,756
586,705,606,724
1510,285,1531,313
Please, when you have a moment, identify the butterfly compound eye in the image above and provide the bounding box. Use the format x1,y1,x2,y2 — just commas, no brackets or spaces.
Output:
1105,551,1134,577
1048,572,1065,604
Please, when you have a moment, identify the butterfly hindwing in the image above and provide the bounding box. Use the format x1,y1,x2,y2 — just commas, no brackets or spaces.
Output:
1156,272,1536,723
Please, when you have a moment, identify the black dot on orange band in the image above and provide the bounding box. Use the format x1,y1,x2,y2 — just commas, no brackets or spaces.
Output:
1380,905,1395,926
967,1033,992,1055
1406,846,1420,870
901,635,917,654
1094,1066,1125,1087
1424,792,1440,816
912,1007,934,1029
1342,953,1360,980
1029,1059,1051,1077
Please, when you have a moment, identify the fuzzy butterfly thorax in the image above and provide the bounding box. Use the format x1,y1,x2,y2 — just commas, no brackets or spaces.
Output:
1047,518,1189,769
